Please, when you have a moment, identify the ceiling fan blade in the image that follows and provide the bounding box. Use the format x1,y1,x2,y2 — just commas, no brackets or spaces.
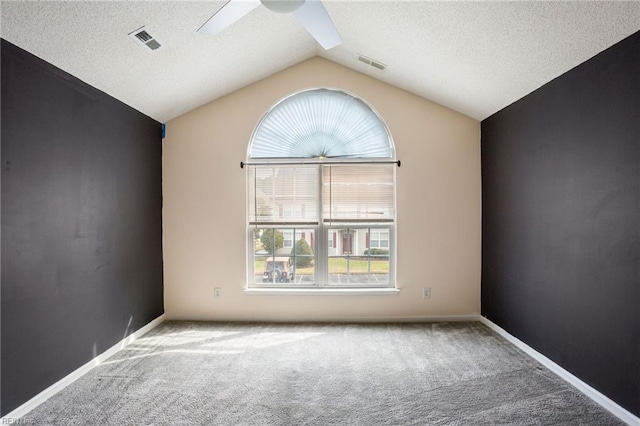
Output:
293,0,341,50
198,0,261,35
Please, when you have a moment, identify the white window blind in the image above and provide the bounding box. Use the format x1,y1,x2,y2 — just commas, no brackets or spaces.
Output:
322,164,395,224
249,89,393,159
248,166,319,225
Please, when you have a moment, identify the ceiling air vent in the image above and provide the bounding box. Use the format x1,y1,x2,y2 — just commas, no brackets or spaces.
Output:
129,27,164,51
357,54,386,71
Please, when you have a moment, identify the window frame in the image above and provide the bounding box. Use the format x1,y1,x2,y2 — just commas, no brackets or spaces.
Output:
245,88,397,290
247,165,396,289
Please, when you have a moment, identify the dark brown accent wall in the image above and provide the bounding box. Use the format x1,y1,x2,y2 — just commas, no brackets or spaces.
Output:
1,39,164,415
481,31,640,416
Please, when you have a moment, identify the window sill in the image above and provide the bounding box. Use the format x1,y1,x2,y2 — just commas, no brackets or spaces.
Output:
244,288,400,296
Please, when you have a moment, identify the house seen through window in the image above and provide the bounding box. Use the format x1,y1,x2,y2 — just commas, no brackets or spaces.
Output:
246,88,397,288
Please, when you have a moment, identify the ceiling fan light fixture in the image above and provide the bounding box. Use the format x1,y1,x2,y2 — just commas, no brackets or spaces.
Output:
260,0,305,14
199,0,340,49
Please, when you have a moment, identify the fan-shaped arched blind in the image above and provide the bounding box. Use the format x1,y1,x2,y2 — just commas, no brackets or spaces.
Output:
249,89,393,159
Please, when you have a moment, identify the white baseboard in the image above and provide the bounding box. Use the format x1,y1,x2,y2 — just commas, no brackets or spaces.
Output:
278,314,482,323
479,316,640,426
165,313,481,323
1,314,166,421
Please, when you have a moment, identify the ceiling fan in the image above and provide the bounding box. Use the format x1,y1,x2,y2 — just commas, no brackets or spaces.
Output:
198,0,342,50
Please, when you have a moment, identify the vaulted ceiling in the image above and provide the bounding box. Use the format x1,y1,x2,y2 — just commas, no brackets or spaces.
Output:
2,1,639,123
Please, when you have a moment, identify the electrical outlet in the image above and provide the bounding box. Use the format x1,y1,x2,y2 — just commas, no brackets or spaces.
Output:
214,288,221,298
423,287,431,299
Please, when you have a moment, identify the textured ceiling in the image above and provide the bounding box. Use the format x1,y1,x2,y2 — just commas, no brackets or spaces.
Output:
1,1,639,122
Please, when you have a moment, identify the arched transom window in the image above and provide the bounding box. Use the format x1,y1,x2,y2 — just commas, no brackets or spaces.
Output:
246,88,397,289
249,88,393,159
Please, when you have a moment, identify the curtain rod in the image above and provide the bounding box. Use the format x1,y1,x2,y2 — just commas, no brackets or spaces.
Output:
240,160,401,168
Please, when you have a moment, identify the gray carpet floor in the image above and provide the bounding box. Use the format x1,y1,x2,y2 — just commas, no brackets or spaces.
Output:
24,321,624,425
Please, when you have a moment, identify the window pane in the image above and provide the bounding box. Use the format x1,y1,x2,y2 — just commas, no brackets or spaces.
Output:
253,227,316,285
323,165,395,223
290,228,315,285
248,166,319,224
327,228,390,285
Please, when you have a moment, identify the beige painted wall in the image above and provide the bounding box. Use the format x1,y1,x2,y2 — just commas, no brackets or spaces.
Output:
163,57,480,321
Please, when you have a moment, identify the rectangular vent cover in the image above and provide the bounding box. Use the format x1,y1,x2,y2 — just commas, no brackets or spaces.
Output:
357,54,386,71
135,30,153,43
129,27,164,51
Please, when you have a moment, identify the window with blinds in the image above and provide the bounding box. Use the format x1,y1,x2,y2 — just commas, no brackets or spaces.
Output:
248,164,395,287
246,88,396,289
249,164,395,226
322,164,395,224
248,166,319,226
